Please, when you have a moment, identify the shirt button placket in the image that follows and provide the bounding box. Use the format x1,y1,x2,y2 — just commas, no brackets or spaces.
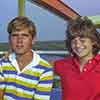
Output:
83,68,87,72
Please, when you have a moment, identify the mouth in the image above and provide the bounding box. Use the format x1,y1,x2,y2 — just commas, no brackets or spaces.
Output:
74,47,85,54
16,45,24,48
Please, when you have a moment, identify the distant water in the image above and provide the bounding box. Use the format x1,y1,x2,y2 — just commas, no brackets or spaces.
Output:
40,54,66,61
0,53,67,60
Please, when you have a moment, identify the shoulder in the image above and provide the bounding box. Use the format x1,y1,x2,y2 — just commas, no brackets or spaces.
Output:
53,56,74,74
39,57,52,69
0,56,12,68
0,58,10,63
54,56,73,66
33,51,52,69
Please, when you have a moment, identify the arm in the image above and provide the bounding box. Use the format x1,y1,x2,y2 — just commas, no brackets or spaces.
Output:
0,62,5,100
0,89,4,100
34,67,53,100
0,74,5,100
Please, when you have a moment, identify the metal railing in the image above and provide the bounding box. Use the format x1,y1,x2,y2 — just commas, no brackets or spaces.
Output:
0,50,69,55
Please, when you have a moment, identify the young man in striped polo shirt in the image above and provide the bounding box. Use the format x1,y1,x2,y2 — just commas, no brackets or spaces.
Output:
0,16,53,100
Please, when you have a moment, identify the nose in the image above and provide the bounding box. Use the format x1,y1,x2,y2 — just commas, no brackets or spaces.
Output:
16,35,23,43
74,40,82,48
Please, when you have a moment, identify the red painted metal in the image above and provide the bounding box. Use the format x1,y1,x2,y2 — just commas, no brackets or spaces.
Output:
31,0,80,20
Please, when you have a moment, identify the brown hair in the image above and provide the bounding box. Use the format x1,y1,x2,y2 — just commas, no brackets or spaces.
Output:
66,16,100,55
7,16,36,38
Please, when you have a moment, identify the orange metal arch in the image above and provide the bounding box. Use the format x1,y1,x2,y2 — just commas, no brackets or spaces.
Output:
30,0,80,20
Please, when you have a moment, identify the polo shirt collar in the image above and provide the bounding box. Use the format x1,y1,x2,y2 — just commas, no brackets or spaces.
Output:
93,54,100,62
72,54,100,72
8,50,40,74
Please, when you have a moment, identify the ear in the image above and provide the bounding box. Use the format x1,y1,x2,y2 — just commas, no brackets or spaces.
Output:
92,41,96,46
8,35,12,47
92,41,97,49
8,35,11,41
32,36,37,45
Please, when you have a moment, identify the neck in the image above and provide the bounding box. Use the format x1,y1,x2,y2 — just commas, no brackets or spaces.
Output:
78,53,94,71
16,51,33,70
80,54,94,63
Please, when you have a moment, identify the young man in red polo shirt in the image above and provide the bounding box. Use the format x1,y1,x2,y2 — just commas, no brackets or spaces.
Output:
53,16,100,100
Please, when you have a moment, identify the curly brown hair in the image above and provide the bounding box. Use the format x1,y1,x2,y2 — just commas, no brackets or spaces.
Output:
66,16,100,55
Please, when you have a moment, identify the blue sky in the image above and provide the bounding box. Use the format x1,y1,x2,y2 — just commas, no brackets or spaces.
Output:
0,0,100,43
63,0,100,16
0,0,66,43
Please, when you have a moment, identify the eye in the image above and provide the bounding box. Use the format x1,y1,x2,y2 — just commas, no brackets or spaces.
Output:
80,39,85,42
11,34,18,37
71,39,76,44
80,38,87,43
22,34,30,37
10,33,30,38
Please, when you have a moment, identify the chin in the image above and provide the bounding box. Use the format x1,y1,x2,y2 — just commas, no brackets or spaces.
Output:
76,53,86,58
15,51,24,55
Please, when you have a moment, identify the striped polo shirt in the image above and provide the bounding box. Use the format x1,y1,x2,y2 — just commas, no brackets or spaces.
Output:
0,51,53,100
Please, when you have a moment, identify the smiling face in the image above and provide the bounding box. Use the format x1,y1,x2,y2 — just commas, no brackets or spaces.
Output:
71,37,94,59
9,28,35,55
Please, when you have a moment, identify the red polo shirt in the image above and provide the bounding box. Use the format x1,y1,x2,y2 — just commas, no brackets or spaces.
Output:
54,54,100,100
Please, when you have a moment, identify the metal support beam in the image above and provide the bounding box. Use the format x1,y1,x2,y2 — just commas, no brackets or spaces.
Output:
18,0,25,16
88,16,100,28
30,0,80,20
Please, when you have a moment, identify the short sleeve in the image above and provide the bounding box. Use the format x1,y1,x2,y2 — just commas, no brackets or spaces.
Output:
0,60,5,90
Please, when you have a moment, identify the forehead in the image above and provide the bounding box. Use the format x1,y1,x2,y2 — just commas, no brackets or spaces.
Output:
72,36,91,41
11,28,30,34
